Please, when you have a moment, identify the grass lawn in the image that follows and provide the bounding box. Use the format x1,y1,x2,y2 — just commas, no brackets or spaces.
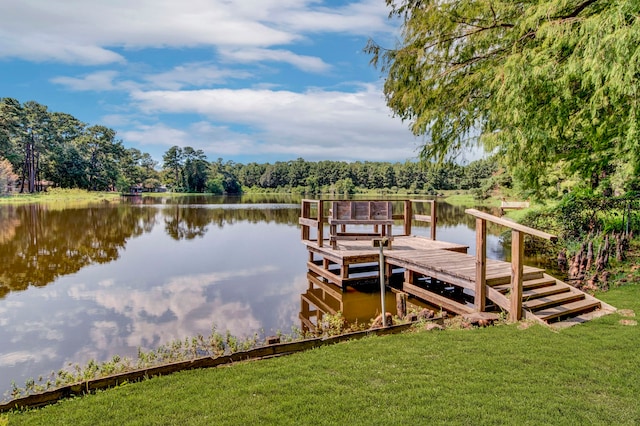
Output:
5,284,639,426
0,189,121,205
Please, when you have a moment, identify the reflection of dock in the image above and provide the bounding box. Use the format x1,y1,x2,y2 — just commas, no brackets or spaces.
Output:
299,271,434,333
300,199,616,328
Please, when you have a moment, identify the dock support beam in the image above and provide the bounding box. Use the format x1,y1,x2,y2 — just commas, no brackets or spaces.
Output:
474,218,487,312
510,230,524,321
403,200,412,236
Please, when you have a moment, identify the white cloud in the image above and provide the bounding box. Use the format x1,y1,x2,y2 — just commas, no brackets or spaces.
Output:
220,48,332,73
122,122,257,156
67,267,276,350
278,0,393,34
143,63,254,90
0,349,57,367
0,0,393,65
50,71,136,92
129,85,419,161
52,63,253,92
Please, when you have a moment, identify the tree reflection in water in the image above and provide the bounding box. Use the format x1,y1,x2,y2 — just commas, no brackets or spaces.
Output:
0,196,519,398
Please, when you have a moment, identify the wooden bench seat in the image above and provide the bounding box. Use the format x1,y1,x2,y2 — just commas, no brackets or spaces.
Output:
328,201,394,249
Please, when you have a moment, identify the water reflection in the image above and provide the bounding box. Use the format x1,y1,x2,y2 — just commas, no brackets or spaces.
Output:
0,196,524,398
0,203,158,298
300,273,437,332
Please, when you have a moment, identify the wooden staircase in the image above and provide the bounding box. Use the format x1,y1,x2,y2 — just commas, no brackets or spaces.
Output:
491,272,616,328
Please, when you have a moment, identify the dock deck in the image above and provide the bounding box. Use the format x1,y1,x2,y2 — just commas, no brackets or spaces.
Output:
299,199,616,328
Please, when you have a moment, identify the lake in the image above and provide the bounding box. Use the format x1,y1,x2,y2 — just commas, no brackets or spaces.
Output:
0,195,509,398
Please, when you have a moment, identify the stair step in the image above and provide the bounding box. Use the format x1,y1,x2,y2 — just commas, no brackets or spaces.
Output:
523,283,571,299
550,308,616,329
494,277,559,294
486,271,545,286
523,290,585,310
535,299,602,322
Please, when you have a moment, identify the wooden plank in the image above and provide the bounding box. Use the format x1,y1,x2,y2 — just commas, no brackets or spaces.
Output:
475,218,487,312
465,208,557,242
329,219,394,225
299,217,319,227
430,199,437,241
301,291,336,315
510,230,524,321
486,286,510,312
492,276,556,292
501,201,530,209
307,272,342,300
299,314,317,332
523,291,585,311
317,200,324,247
413,214,432,222
403,200,412,236
535,299,601,321
523,283,569,299
486,269,545,286
403,282,474,315
307,261,343,286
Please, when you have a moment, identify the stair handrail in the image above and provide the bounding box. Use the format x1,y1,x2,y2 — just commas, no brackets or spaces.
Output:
465,208,557,321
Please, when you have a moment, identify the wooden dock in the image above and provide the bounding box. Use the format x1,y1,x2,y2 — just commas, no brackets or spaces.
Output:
299,199,616,328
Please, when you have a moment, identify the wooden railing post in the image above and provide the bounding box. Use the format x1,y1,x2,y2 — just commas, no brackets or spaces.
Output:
430,199,437,241
510,230,524,321
301,200,310,242
317,200,324,247
404,200,412,236
474,218,487,312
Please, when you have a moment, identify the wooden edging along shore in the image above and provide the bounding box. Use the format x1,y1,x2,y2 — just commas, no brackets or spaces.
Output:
0,320,429,412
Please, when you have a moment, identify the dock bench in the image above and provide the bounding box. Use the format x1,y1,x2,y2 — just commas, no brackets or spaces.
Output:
329,201,394,249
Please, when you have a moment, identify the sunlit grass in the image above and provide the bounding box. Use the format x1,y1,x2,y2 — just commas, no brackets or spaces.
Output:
0,189,120,204
7,285,639,425
443,192,501,207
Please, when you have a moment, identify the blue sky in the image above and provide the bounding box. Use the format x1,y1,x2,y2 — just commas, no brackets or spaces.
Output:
0,0,429,165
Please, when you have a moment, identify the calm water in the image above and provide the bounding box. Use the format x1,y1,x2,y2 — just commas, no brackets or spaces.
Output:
0,195,509,397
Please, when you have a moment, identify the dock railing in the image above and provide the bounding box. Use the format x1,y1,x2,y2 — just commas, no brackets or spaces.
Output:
465,209,557,321
300,199,325,246
402,199,437,240
300,199,438,248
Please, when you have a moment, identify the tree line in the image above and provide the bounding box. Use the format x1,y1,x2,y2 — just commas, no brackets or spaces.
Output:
0,97,498,195
0,98,159,194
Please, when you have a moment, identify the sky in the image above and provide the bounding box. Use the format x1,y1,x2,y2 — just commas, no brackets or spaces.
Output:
0,0,434,166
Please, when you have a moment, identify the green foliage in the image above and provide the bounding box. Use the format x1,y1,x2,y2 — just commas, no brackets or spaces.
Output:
0,98,159,193
368,0,640,196
205,175,225,194
0,157,17,196
226,157,497,194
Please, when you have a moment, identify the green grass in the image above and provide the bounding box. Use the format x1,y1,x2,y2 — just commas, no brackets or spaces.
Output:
0,189,120,204
7,284,639,425
443,192,501,207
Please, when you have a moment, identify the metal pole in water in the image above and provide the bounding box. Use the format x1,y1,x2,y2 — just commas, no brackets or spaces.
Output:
376,237,388,327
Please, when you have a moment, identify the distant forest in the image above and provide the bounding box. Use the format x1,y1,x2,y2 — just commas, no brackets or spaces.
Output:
0,98,498,195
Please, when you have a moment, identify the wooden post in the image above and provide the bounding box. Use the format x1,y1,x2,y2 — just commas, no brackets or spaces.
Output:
475,218,487,312
404,269,414,286
396,292,407,319
510,230,524,321
430,199,437,240
378,242,387,327
301,200,310,241
404,200,412,236
317,200,324,247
